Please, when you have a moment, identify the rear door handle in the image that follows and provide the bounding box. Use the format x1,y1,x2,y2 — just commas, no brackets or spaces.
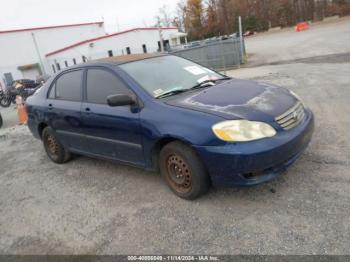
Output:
85,107,91,112
48,104,53,110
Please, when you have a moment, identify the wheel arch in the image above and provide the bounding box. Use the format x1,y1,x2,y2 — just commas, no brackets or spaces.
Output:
37,122,48,138
150,136,198,171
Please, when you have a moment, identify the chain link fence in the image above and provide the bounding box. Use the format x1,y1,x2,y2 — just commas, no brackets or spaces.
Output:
170,37,246,73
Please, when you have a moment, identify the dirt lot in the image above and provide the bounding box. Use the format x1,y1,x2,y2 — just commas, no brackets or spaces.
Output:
246,16,350,66
0,18,350,255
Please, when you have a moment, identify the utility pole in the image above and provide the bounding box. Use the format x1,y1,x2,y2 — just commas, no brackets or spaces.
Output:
31,32,46,75
238,16,244,64
157,16,164,53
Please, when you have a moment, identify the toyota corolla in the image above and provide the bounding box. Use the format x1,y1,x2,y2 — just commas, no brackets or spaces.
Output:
26,54,314,199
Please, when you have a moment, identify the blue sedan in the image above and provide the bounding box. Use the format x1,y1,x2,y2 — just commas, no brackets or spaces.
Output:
26,54,314,199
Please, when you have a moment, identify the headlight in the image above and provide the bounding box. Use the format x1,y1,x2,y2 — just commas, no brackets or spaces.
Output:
212,120,276,142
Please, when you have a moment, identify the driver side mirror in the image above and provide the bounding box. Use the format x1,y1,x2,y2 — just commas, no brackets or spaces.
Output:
107,94,136,107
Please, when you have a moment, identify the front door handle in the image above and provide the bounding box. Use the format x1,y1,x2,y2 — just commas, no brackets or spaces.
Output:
85,107,91,112
48,104,53,110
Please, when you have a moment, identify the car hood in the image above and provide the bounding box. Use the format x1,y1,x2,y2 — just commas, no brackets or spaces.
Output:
165,79,298,121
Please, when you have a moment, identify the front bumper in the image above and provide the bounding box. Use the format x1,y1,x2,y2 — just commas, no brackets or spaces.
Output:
194,109,314,187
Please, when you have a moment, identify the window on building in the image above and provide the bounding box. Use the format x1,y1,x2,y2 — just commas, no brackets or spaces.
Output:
86,69,130,104
65,61,68,67
142,44,147,54
73,58,77,65
52,65,56,74
126,47,131,55
82,56,87,63
108,50,113,57
56,63,61,71
54,70,83,101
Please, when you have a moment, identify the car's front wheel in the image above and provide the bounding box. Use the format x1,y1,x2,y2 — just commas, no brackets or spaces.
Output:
160,141,210,200
42,127,71,164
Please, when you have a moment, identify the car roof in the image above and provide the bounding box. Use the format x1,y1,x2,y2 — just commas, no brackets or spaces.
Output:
54,53,169,75
91,53,166,66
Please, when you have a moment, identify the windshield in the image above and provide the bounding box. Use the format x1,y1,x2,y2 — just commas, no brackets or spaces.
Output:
119,56,223,98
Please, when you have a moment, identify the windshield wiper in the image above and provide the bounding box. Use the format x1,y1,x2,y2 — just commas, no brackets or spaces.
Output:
190,77,232,90
155,89,188,99
155,77,232,99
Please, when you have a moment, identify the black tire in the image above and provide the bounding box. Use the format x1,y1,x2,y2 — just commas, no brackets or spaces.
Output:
159,141,210,200
0,114,2,128
0,96,11,108
42,127,71,164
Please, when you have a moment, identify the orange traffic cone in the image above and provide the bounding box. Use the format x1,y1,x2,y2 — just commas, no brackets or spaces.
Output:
16,96,28,125
295,22,309,32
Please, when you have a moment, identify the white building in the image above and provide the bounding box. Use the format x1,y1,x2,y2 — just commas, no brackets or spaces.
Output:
0,22,105,87
45,27,186,74
0,22,186,88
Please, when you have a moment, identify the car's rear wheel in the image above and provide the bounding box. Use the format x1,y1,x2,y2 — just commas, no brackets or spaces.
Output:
160,141,210,200
42,127,71,164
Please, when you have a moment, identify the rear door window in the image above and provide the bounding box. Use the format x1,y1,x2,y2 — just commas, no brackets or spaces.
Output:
86,69,130,104
51,70,83,101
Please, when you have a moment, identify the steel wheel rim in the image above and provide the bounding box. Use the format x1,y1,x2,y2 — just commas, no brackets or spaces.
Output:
46,134,59,156
166,154,192,194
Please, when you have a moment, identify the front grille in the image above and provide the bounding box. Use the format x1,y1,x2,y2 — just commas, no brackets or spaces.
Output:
275,101,305,130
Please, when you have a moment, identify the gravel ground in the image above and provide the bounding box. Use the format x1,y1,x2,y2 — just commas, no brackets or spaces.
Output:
0,18,350,255
246,16,350,66
0,105,19,129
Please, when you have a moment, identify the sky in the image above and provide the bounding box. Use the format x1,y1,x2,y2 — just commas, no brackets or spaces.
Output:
0,0,178,33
